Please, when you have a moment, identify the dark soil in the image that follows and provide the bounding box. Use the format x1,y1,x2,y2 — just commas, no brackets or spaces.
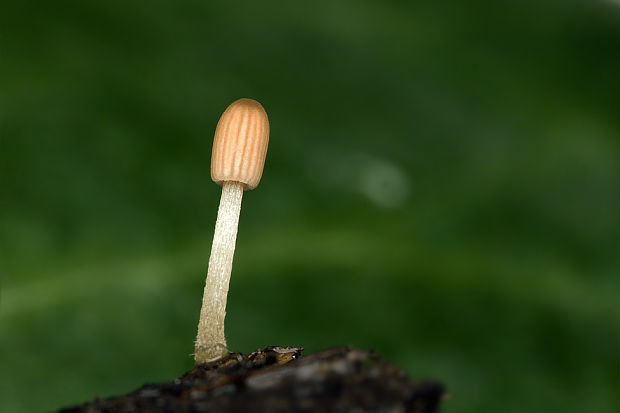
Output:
58,346,445,412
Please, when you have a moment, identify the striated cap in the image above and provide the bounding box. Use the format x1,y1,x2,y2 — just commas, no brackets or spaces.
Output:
211,98,270,190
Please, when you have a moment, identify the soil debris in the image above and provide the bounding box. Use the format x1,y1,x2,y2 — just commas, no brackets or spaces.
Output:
58,346,444,413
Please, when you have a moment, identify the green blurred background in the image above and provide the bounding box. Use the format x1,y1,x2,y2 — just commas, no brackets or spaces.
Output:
1,0,618,412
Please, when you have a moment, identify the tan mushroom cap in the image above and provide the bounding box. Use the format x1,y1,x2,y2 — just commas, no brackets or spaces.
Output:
211,98,270,190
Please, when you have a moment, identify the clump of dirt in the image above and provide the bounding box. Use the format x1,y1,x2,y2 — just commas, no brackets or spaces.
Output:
58,346,445,412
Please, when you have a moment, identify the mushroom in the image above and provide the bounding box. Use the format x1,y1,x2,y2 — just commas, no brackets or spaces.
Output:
194,98,270,363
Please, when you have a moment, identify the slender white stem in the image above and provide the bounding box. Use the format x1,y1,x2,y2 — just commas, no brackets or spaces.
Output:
195,181,244,363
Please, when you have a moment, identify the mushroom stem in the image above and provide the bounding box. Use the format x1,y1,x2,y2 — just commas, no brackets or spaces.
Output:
195,181,244,363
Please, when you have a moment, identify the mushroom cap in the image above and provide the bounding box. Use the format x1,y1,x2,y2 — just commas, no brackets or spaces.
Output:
211,98,270,190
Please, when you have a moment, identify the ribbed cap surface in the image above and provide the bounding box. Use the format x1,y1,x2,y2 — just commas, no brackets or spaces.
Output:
211,98,270,190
